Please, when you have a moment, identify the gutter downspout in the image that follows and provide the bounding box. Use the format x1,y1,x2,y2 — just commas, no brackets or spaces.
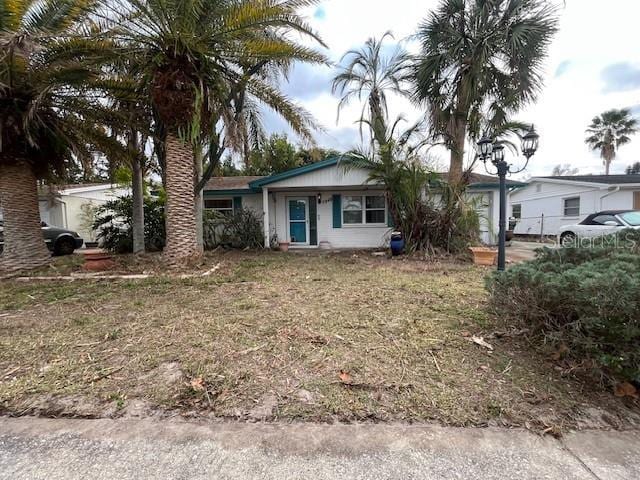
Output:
57,199,68,228
599,186,620,210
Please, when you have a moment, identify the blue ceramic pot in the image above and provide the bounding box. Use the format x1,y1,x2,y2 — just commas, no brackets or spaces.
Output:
390,232,405,256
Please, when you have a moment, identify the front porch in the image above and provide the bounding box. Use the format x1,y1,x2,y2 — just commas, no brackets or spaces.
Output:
260,187,393,250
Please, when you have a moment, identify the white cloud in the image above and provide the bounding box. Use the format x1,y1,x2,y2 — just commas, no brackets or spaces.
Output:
271,0,640,176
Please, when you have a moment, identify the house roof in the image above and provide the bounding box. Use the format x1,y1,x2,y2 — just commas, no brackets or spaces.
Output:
437,172,526,189
204,157,521,193
205,176,265,191
536,174,640,185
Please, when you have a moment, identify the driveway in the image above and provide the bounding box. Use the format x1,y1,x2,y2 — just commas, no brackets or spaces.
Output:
507,240,553,263
1,417,638,480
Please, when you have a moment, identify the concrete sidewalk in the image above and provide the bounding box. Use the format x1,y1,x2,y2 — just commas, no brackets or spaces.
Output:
0,417,638,480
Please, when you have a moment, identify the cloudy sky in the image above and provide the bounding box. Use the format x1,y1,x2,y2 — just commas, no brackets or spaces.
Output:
266,0,640,177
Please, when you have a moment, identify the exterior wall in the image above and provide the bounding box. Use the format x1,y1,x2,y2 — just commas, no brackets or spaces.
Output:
207,188,502,247
430,189,498,245
265,164,373,189
203,163,508,248
271,190,390,249
468,190,498,245
204,188,391,249
509,180,639,236
39,186,129,241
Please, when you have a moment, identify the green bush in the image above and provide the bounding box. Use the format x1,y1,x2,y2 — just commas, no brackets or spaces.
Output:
203,207,264,250
93,196,166,253
486,229,640,383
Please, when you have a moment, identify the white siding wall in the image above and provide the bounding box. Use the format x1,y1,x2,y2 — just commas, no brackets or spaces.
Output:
509,181,638,236
36,186,129,241
430,190,498,245
255,164,391,249
226,190,500,247
267,165,373,189
206,164,507,248
213,190,391,249
271,191,390,249
62,187,129,240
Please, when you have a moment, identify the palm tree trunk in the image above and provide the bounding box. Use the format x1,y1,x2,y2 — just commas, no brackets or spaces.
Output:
604,152,614,176
163,132,199,266
0,161,51,271
131,150,145,255
449,117,466,185
194,145,204,253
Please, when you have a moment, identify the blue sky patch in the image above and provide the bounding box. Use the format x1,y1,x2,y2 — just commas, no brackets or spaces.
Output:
601,62,640,93
314,7,326,20
554,60,571,78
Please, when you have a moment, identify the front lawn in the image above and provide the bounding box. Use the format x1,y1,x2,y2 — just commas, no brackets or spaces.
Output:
0,251,637,430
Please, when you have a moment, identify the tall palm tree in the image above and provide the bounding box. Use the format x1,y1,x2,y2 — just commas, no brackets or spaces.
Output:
332,32,410,146
332,34,424,236
585,109,638,175
0,0,117,271
108,0,326,266
413,0,558,185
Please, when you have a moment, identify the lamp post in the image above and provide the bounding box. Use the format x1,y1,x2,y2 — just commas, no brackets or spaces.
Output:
477,126,539,271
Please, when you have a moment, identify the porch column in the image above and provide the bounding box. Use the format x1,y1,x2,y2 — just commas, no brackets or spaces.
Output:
263,187,270,248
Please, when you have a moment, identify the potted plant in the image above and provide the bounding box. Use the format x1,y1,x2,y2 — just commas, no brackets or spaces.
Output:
278,241,290,252
469,246,498,266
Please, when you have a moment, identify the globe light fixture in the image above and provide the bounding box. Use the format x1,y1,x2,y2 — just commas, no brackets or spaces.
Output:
477,136,493,160
522,126,540,159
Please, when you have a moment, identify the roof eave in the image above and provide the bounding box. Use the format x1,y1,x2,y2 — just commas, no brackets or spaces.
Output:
529,177,610,188
203,188,259,196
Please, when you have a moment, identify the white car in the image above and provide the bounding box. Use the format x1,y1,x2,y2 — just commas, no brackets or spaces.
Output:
558,210,640,246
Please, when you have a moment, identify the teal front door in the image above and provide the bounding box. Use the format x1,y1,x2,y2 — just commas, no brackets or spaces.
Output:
288,198,308,244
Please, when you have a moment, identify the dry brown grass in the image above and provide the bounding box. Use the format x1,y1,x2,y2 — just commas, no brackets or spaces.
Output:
1,251,638,430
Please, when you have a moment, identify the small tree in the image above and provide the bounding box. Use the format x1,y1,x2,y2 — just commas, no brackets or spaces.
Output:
79,203,100,243
551,164,579,176
246,134,300,175
626,162,640,175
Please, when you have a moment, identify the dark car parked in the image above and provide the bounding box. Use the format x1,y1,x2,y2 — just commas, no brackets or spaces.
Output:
0,221,84,256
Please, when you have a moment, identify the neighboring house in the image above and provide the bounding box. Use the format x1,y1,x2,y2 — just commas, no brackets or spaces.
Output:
509,175,640,236
38,184,129,241
204,157,522,248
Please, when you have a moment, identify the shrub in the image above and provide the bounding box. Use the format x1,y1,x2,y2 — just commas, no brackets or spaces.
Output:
486,229,640,383
422,182,481,254
203,207,264,250
93,196,166,253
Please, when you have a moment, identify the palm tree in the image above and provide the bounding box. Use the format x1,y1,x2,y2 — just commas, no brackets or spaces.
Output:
332,35,429,243
0,0,116,271
108,0,326,265
585,109,638,175
332,32,410,146
413,0,558,185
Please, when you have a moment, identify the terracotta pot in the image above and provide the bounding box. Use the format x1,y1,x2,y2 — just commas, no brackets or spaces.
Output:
279,242,290,252
83,250,116,271
469,246,498,266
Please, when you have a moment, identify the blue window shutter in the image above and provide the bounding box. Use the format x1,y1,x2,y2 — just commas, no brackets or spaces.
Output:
332,194,342,228
233,196,242,212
